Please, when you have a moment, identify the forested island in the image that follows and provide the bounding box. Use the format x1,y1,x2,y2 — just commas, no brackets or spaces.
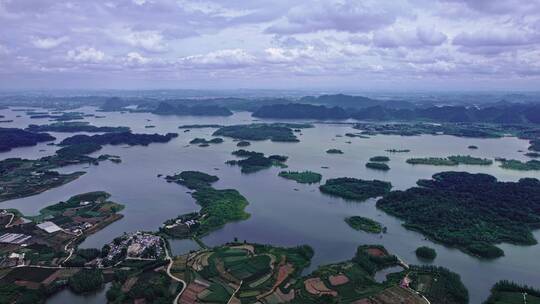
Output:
345,216,383,233
59,131,178,147
366,162,390,171
189,137,224,146
370,156,390,162
278,170,322,184
227,150,288,173
407,155,493,166
253,103,348,119
326,148,343,154
26,122,129,133
0,127,55,152
484,281,540,304
320,177,392,201
213,123,312,142
415,246,437,260
377,172,540,258
161,171,250,238
498,159,540,171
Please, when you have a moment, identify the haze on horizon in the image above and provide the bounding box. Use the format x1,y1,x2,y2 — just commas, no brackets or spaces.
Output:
1,0,539,91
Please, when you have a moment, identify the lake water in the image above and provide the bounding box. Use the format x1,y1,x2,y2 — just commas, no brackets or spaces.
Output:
1,106,539,303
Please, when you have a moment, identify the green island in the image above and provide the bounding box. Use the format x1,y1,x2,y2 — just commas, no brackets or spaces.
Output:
370,156,390,162
226,150,288,173
278,170,322,184
237,140,251,147
0,191,124,268
326,148,344,154
320,177,392,201
366,162,390,171
26,121,129,133
415,246,437,260
385,149,411,153
468,145,478,149
152,101,232,116
377,171,540,259
345,216,384,233
189,137,224,145
213,123,312,142
28,111,86,121
0,127,55,152
59,131,178,147
484,281,540,304
525,152,540,158
160,171,250,238
407,155,493,166
498,159,540,171
408,265,469,304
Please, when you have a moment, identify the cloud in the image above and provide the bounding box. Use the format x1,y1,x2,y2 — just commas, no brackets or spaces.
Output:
266,1,398,34
114,28,167,52
453,29,538,47
417,27,447,46
125,52,150,65
442,0,540,14
373,27,447,48
67,47,105,63
179,49,255,68
32,36,69,49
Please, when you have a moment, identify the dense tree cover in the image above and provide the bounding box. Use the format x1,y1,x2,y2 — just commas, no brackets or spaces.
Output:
68,269,104,294
409,265,469,304
369,156,390,162
153,101,232,116
26,122,129,133
189,137,224,145
0,127,55,152
213,123,311,142
407,155,493,166
354,122,506,138
59,131,178,146
163,170,250,237
525,152,540,158
345,216,383,233
236,140,250,147
253,103,348,119
227,150,288,173
352,245,399,275
468,145,478,149
499,159,540,171
178,124,223,129
366,162,390,171
278,170,322,184
385,149,410,153
320,177,392,201
377,172,540,258
484,280,540,304
326,148,343,154
0,284,44,304
55,142,103,156
415,246,437,260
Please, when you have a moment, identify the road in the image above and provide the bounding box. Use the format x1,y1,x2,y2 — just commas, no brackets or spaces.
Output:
163,238,187,304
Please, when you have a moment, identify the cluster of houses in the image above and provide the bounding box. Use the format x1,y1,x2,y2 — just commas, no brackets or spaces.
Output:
101,232,164,266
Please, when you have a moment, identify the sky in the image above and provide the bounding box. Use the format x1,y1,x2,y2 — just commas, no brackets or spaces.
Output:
0,0,539,91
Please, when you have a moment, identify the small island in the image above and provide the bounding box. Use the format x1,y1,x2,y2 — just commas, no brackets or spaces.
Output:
278,170,322,184
189,137,224,145
366,162,390,171
415,246,437,260
407,155,493,166
498,159,540,171
326,148,344,154
236,140,251,147
26,121,129,133
468,145,478,149
370,156,390,162
0,127,55,152
226,150,288,173
345,216,383,233
60,131,178,147
385,149,410,153
320,177,392,201
484,281,540,304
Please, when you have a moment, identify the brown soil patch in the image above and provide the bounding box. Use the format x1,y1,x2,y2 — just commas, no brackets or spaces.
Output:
329,274,349,286
367,248,387,257
304,277,337,297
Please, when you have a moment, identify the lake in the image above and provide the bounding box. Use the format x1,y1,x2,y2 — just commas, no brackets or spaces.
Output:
1,106,539,303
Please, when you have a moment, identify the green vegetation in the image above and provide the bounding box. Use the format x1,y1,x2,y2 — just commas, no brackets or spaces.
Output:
68,269,104,294
56,142,102,156
415,246,437,260
189,137,224,145
60,131,178,147
365,162,390,171
409,265,469,304
484,281,540,304
468,145,478,149
345,216,383,233
385,149,411,153
369,156,390,162
162,171,250,238
178,124,223,129
153,101,232,116
320,178,392,201
0,127,55,152
499,159,540,171
213,123,312,142
525,152,540,158
278,171,322,184
326,149,343,154
26,122,129,133
236,140,251,147
407,155,493,166
227,150,288,173
377,172,540,258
